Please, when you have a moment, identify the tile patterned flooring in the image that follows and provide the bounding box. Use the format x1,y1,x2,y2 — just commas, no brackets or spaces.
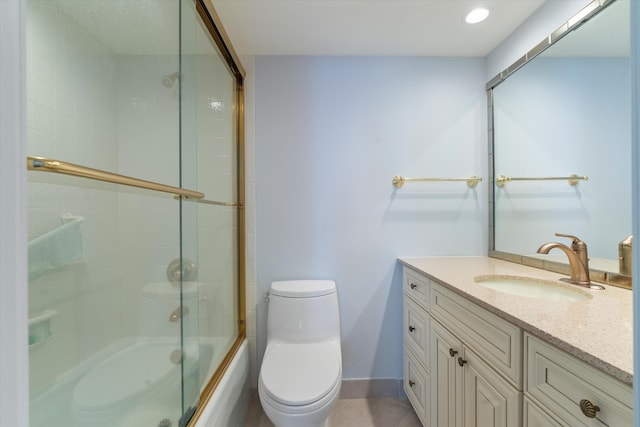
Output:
243,392,423,427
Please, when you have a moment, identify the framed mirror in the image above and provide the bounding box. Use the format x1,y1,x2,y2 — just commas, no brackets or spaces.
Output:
487,0,631,288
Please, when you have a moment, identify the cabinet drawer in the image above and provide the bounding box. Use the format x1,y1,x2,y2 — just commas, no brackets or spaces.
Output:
525,334,633,427
523,396,568,427
430,283,522,387
403,267,431,310
404,295,430,367
404,345,429,427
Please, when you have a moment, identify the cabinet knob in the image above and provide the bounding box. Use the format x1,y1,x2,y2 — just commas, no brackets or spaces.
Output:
410,283,417,290
409,380,415,387
449,348,458,357
408,325,415,333
457,357,468,367
579,399,600,418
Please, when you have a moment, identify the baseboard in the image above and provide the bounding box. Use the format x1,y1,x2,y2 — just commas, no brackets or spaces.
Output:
339,378,406,399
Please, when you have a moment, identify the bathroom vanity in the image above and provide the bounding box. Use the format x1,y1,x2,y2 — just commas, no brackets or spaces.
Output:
399,256,633,427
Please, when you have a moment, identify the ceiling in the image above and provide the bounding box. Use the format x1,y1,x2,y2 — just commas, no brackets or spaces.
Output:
211,0,547,57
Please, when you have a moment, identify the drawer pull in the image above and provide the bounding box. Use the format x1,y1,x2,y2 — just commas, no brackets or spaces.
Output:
410,282,417,290
579,399,600,418
449,348,458,357
409,380,415,387
408,325,416,332
457,357,468,367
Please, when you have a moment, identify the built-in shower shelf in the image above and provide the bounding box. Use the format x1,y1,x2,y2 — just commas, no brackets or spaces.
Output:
28,310,58,348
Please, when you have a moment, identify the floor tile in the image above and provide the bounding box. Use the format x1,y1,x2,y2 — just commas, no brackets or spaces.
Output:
243,393,422,427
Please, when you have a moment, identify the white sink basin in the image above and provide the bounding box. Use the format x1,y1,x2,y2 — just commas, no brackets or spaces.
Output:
474,275,592,302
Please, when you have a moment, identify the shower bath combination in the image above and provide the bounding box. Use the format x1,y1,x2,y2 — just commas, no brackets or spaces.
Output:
25,0,245,426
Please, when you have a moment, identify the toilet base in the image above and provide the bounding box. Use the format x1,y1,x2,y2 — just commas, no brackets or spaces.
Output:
259,395,334,427
266,419,330,427
258,378,340,427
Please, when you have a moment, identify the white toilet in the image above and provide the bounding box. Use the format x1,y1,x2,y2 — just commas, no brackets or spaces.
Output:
258,280,342,427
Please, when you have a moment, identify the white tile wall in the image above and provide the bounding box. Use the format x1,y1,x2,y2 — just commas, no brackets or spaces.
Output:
26,0,121,395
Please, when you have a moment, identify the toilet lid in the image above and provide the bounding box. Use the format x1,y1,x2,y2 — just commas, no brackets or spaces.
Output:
270,280,336,298
260,342,341,406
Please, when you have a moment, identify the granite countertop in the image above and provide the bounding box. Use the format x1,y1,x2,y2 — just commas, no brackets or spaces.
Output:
399,256,633,385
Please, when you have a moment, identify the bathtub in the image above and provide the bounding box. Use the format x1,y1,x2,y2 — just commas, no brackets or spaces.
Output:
192,339,250,427
30,337,248,427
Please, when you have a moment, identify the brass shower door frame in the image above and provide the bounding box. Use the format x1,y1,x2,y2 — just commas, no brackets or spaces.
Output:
189,0,247,424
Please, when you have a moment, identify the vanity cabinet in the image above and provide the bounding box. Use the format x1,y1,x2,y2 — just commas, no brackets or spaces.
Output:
401,264,634,427
403,266,521,427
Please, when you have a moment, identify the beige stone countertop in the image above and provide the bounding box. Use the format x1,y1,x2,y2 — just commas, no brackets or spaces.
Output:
398,256,633,385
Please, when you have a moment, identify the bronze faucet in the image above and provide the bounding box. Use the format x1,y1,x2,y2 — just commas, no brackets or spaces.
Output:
537,233,594,288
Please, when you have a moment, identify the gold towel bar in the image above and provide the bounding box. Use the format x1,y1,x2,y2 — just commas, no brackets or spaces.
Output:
392,175,482,188
27,156,205,199
495,174,588,187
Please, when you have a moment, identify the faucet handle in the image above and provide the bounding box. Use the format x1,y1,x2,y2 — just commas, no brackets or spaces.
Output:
555,233,587,251
555,232,580,241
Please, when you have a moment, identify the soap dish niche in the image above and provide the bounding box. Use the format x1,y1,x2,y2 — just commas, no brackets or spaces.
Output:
28,310,58,348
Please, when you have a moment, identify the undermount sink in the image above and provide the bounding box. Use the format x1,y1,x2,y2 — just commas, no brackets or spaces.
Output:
474,275,593,302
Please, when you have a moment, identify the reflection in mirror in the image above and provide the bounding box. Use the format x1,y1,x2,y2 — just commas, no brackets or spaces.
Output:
488,0,631,287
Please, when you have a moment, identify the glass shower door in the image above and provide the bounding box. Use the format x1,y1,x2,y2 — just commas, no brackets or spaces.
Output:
179,0,243,418
179,0,201,420
24,0,241,426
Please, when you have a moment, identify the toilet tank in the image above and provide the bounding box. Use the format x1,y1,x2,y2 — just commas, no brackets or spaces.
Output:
267,280,341,344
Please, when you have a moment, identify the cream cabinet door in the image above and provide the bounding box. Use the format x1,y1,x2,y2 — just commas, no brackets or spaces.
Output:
462,348,521,427
432,320,521,427
431,321,463,427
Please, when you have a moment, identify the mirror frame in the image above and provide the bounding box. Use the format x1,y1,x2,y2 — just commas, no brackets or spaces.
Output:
486,0,631,289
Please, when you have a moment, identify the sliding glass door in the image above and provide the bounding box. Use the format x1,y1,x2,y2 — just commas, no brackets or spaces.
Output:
26,1,243,425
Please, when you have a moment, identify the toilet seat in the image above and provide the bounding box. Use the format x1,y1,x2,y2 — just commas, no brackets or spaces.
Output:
260,342,341,407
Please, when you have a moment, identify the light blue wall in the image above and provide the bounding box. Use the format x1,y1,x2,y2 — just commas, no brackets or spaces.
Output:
255,56,487,379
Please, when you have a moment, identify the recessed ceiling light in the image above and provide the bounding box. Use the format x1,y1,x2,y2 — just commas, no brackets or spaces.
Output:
465,7,490,24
